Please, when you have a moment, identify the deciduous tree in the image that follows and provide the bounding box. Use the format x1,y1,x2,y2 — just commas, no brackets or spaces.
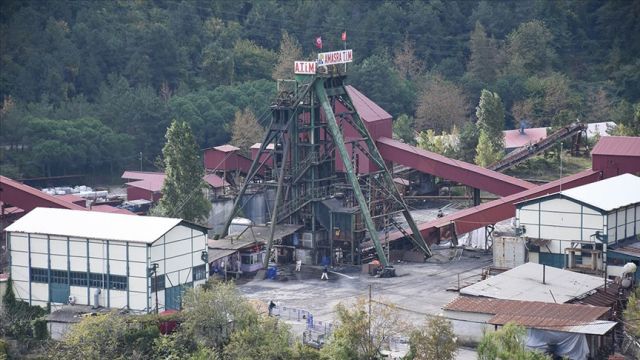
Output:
478,323,550,360
476,89,505,151
392,114,416,145
408,315,457,360
272,31,303,80
415,75,468,133
230,108,264,153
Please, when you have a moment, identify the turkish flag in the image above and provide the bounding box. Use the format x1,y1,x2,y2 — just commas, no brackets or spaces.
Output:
341,31,347,42
315,36,323,49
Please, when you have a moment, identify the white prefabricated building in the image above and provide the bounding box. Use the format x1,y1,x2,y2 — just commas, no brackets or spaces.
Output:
5,207,209,313
516,174,640,272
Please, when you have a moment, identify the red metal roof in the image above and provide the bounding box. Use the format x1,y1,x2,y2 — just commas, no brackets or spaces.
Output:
90,204,136,215
345,85,392,123
592,136,640,156
54,194,86,205
444,296,610,332
0,175,87,212
122,171,166,181
377,137,536,196
503,127,548,149
204,173,229,188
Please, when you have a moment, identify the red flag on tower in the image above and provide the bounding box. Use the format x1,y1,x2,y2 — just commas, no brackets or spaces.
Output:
341,31,347,42
315,36,323,49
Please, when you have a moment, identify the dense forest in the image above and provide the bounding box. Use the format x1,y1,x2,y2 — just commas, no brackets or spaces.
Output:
1,0,639,179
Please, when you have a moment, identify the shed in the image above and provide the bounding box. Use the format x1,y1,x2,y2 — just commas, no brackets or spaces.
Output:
516,174,640,270
443,296,615,359
592,136,640,177
6,207,209,312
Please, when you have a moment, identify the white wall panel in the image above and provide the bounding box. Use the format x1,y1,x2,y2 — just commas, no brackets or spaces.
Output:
540,198,581,212
109,243,127,260
608,227,616,243
540,225,580,241
165,254,191,273
109,259,127,276
583,214,603,229
11,265,29,281
50,239,67,256
89,241,105,258
70,286,88,305
130,292,149,313
31,283,49,303
109,290,127,309
89,258,106,273
150,244,163,263
50,255,66,270
129,277,147,293
165,239,190,257
179,269,192,284
193,252,206,264
31,253,48,268
582,206,601,215
129,262,147,278
166,226,192,241
166,271,180,287
31,236,48,253
519,203,539,212
70,256,87,272
12,279,29,302
540,211,580,227
129,245,147,262
69,241,86,258
10,234,28,251
11,251,29,268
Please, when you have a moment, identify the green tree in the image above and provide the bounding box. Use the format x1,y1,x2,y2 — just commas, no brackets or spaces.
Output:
623,287,640,340
457,121,480,163
467,22,499,85
321,297,407,360
392,114,416,145
180,281,257,350
157,120,211,223
417,128,459,159
476,89,505,151
475,130,503,167
407,315,457,360
505,20,556,76
415,75,468,133
51,312,160,360
478,323,550,360
223,315,292,360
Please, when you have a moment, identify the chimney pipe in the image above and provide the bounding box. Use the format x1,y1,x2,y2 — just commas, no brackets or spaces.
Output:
543,264,546,284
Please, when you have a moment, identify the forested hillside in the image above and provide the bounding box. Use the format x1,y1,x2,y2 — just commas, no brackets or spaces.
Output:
1,0,638,179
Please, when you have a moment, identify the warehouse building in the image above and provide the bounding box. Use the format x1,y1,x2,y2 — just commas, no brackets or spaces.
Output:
516,173,640,276
6,208,208,313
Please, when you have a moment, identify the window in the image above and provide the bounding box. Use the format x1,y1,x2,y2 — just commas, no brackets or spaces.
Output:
89,273,105,288
50,270,68,284
110,275,128,291
151,275,165,293
30,268,48,283
70,271,87,286
193,265,206,282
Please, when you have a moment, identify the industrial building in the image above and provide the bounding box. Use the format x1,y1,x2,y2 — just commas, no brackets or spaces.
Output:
516,174,640,278
6,208,208,312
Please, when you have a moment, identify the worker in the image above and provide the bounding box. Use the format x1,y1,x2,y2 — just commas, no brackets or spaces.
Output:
437,209,444,218
296,259,302,272
321,265,329,280
268,300,276,316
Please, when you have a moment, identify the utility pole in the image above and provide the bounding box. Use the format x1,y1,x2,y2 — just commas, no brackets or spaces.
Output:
368,284,372,353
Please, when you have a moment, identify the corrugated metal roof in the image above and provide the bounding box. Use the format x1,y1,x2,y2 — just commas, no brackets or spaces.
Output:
122,171,166,192
592,136,640,156
345,86,392,123
558,173,640,212
460,262,606,303
5,207,190,244
213,144,240,153
444,296,614,335
610,241,640,258
0,175,86,211
503,128,548,149
250,143,275,150
90,204,136,216
203,174,229,188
